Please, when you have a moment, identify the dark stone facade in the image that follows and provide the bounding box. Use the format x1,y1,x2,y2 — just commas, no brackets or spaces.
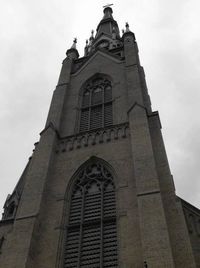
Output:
0,7,199,268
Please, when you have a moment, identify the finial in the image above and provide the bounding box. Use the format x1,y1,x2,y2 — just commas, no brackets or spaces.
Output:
84,39,89,56
88,30,95,52
67,37,79,59
71,38,77,49
66,38,79,59
122,29,125,35
89,30,94,43
125,22,130,32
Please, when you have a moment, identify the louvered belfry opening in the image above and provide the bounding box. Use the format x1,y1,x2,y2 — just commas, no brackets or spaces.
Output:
64,162,118,268
80,77,113,132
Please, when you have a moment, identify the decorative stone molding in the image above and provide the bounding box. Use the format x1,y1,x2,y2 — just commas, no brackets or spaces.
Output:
56,122,129,154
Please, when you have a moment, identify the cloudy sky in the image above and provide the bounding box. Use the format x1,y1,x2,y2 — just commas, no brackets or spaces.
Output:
0,0,200,214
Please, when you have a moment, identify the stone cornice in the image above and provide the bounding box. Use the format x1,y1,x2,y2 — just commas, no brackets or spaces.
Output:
56,122,129,154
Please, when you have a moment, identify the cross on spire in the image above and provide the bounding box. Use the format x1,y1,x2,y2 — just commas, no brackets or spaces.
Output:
103,3,113,8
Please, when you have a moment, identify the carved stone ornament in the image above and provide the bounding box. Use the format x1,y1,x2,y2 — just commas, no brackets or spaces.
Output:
72,162,114,195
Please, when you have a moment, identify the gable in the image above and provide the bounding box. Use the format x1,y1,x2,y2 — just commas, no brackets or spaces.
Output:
71,50,124,77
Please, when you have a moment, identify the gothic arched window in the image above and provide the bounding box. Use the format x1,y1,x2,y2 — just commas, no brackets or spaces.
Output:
64,161,118,268
80,77,113,132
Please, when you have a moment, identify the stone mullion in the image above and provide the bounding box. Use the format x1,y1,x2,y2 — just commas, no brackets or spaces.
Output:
77,187,85,267
100,182,104,268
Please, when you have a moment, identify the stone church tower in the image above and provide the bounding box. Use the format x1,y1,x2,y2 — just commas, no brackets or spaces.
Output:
0,7,199,268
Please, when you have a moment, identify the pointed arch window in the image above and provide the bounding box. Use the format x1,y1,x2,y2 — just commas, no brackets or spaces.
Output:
64,161,118,268
80,78,113,132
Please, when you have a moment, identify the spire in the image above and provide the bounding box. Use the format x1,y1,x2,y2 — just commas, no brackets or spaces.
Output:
103,6,114,20
84,6,123,55
95,6,120,39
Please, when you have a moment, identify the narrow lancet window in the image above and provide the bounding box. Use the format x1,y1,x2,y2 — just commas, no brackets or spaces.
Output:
80,78,113,132
64,161,118,268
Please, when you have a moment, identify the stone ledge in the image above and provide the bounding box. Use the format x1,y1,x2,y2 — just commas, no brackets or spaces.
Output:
56,122,129,154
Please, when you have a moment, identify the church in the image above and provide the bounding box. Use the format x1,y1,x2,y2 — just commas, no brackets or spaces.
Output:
0,6,199,268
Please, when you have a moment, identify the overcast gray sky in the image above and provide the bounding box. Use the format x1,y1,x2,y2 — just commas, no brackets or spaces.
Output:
0,0,200,215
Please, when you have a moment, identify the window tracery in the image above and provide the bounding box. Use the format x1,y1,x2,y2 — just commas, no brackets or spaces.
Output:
64,161,118,268
80,78,113,132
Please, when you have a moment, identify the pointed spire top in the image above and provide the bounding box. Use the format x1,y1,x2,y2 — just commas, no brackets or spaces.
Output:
71,38,77,49
95,5,120,39
103,4,114,19
122,22,135,41
67,37,79,59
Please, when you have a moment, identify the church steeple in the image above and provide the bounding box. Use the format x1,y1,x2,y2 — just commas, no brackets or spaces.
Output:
84,7,122,56
0,5,198,268
95,7,120,39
